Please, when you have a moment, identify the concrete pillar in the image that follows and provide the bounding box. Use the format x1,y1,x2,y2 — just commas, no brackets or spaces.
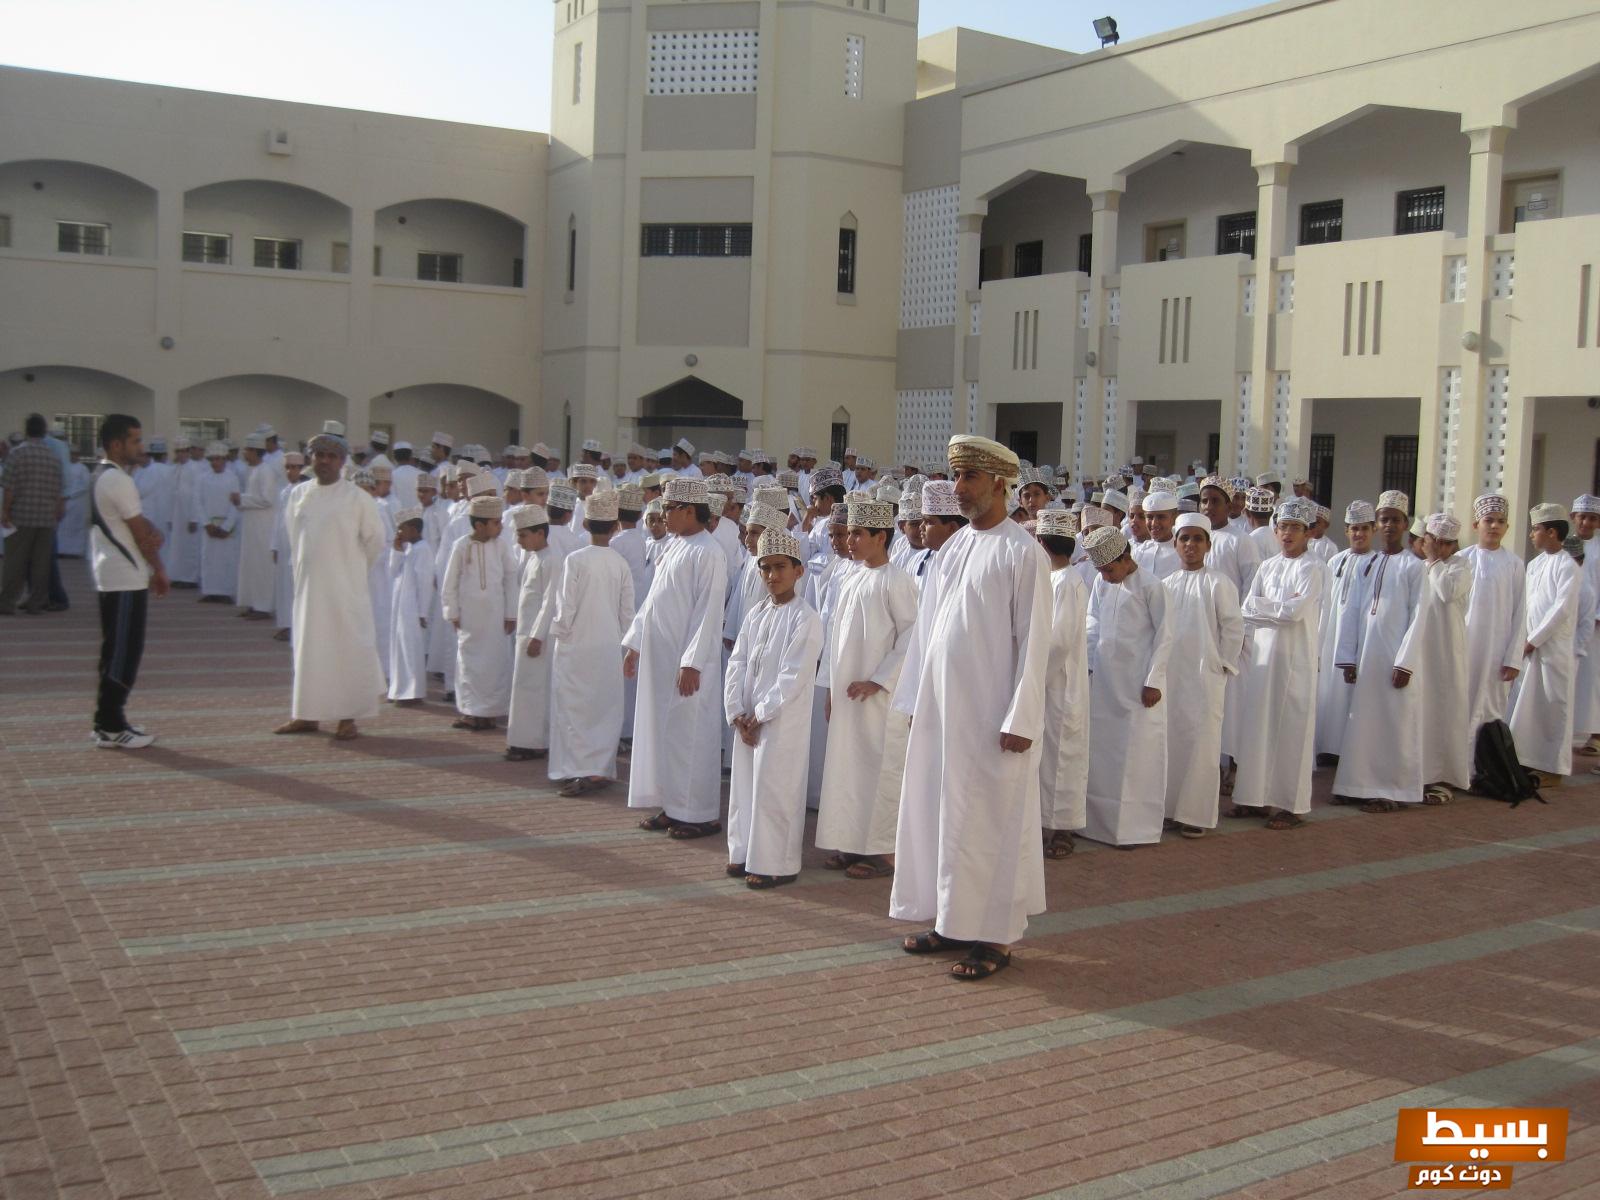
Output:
1245,159,1293,479
1081,184,1122,478
1455,125,1511,522
952,211,984,436
153,188,185,439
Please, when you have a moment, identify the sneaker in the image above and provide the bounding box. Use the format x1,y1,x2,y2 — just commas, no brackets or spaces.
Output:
92,728,155,750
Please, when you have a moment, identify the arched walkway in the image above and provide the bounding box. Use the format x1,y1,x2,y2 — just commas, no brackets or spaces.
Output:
370,384,522,456
0,366,153,452
179,375,346,446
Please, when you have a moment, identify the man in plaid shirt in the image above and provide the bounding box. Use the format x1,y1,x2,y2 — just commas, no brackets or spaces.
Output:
0,413,65,615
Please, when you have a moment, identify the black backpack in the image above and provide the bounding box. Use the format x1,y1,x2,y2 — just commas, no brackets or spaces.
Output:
1471,720,1545,807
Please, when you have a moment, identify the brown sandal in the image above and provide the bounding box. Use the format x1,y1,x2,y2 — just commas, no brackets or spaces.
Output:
273,719,318,735
1043,830,1075,859
844,857,893,879
639,812,673,831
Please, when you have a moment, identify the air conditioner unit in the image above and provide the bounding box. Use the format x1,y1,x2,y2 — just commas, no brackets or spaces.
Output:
266,129,292,156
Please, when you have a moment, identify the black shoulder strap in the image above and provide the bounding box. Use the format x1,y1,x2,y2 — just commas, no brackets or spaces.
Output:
89,462,138,567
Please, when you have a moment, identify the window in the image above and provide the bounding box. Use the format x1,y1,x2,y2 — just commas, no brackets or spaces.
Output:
640,223,753,257
417,252,463,282
844,34,864,99
1396,186,1445,235
1007,430,1038,465
978,245,1002,284
1077,233,1092,275
1217,211,1256,258
837,227,857,294
1013,240,1043,278
573,42,583,104
1206,433,1220,472
1309,433,1335,508
183,231,231,264
180,418,228,447
1299,200,1343,246
0,214,11,248
512,257,524,288
1381,434,1418,501
253,237,301,270
566,217,577,291
54,414,101,458
331,241,350,273
58,221,109,255
830,421,849,464
373,245,383,275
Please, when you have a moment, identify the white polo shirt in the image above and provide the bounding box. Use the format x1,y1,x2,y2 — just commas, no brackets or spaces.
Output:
90,465,152,592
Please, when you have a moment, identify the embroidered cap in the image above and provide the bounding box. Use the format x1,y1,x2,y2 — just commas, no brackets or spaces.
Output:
1377,489,1410,515
921,480,960,517
1425,512,1461,539
1345,500,1376,525
547,483,578,511
845,499,896,530
1083,526,1130,567
1530,501,1569,526
663,477,709,505
757,528,804,563
947,434,1021,481
512,504,549,530
468,495,503,519
1276,497,1317,527
1036,509,1077,538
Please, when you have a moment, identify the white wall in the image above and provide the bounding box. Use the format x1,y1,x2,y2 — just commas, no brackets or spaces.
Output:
370,384,523,452
0,366,152,440
0,159,157,258
1309,396,1421,532
184,181,351,274
179,375,346,445
1530,397,1599,511
373,199,525,288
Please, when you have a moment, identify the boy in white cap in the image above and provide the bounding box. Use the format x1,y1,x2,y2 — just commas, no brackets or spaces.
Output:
625,476,729,838
195,442,241,603
505,505,553,762
1332,491,1427,812
1133,491,1181,580
1243,487,1280,559
1082,525,1171,847
1314,500,1376,762
1033,509,1088,859
1416,513,1472,799
1161,513,1244,837
1460,494,1526,742
269,451,306,642
670,438,702,479
1569,495,1600,758
1227,497,1326,828
543,488,635,795
724,528,825,889
442,495,517,732
387,508,434,705
1508,503,1582,784
816,498,919,879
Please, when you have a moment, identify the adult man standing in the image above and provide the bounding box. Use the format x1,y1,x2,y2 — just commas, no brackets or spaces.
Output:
88,415,169,747
891,435,1051,983
0,413,64,615
275,432,387,741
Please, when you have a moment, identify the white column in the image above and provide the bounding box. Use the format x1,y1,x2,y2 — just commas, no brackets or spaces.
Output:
1246,159,1293,479
951,211,984,436
1081,184,1122,477
1456,125,1511,520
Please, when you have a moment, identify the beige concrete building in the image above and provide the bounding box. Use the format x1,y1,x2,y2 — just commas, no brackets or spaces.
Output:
3,0,1598,525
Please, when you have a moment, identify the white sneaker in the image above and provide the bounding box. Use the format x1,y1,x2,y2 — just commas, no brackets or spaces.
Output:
92,728,155,749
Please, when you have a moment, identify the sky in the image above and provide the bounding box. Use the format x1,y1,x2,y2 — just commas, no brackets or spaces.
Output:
0,0,1263,132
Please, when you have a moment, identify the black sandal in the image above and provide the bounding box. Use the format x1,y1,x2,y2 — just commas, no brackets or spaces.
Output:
638,813,673,831
1043,830,1075,859
902,930,970,955
668,820,722,840
951,945,1011,982
745,873,797,890
725,862,747,878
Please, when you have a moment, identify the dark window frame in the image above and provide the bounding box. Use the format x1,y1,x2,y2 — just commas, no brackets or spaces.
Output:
640,223,754,258
417,251,463,283
252,236,301,270
1013,239,1043,278
182,231,231,265
1299,199,1343,246
1396,185,1446,235
1381,434,1419,502
1309,433,1336,509
58,220,110,255
566,223,577,291
1077,232,1093,275
1217,211,1257,258
837,226,857,294
830,422,848,464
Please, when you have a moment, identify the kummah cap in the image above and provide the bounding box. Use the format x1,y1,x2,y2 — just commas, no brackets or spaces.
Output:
1200,474,1233,498
1410,517,1428,538
1345,500,1376,525
581,437,603,453
674,437,696,457
1229,476,1252,493
243,432,267,451
351,468,377,488
1084,526,1130,568
466,473,499,498
205,440,230,458
1276,497,1318,527
616,485,645,511
844,446,860,458
921,480,960,517
323,419,347,437
752,486,788,511
705,474,736,493
569,463,599,481
1081,505,1113,529
505,444,529,458
1377,490,1409,515
902,473,928,493
809,467,843,492
846,499,896,530
1177,482,1200,499
547,483,579,511
1090,491,1105,506
663,476,709,505
172,435,192,450
1255,471,1283,487
900,493,923,520
715,450,737,467
1143,491,1178,514
827,505,850,526
394,506,424,526
369,463,393,481
431,430,454,448
793,446,816,461
456,460,481,478
1573,494,1600,516
1244,486,1277,514
1175,512,1211,535
757,528,804,564
854,455,876,471
1101,488,1129,515
512,504,550,531
1148,478,1177,495
414,470,435,489
1426,512,1462,540
1036,509,1077,538
1018,466,1055,492
947,434,1021,481
628,442,653,459
1178,499,1199,513
283,451,305,467
307,432,347,456
776,470,801,490
644,498,665,518
585,490,620,521
393,440,412,452
1530,501,1569,526
468,495,504,519
744,502,787,532
522,466,550,490
1315,504,1332,523
370,430,391,446
640,472,663,490
875,483,903,505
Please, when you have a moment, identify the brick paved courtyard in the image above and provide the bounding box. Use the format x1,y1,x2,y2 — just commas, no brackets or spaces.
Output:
3,561,1599,1200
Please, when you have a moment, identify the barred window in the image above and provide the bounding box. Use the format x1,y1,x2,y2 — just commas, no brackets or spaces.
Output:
182,231,231,264
58,221,110,255
1396,186,1445,235
837,227,857,294
1217,211,1256,258
253,237,300,270
1013,240,1043,278
1382,435,1418,501
1298,200,1342,246
640,223,753,257
417,252,463,282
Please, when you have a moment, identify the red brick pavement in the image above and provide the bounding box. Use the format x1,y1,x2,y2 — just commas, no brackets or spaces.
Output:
2,560,1598,1199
